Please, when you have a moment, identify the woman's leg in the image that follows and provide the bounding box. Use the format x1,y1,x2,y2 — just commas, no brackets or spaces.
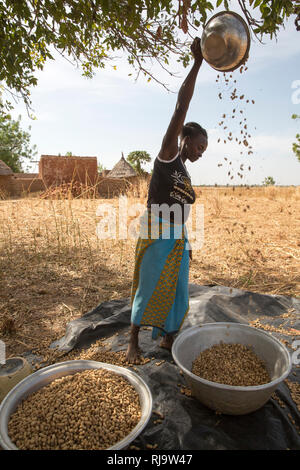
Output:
160,333,175,350
159,237,189,351
125,324,141,363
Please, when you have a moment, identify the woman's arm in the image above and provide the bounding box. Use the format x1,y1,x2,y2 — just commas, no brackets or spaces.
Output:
158,37,203,161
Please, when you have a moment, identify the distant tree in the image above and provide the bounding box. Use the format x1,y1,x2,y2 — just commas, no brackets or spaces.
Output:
127,151,151,176
262,176,275,186
98,162,107,173
0,113,37,172
292,114,300,162
57,151,73,156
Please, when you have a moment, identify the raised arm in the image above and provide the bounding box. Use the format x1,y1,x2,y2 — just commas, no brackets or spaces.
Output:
158,37,203,161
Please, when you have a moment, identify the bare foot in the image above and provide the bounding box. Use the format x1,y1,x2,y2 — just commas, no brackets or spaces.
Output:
125,343,141,364
159,334,174,351
125,324,141,364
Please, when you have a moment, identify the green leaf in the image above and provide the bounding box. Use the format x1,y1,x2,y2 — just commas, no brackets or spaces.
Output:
0,0,294,112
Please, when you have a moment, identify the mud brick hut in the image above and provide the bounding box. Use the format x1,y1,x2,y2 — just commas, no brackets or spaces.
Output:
0,159,46,197
39,155,98,188
0,159,14,196
97,153,138,197
11,173,45,196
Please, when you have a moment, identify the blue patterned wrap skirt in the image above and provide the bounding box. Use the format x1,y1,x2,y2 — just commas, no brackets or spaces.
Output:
130,210,190,339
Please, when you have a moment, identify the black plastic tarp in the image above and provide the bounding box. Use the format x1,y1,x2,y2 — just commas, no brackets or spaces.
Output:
50,284,300,450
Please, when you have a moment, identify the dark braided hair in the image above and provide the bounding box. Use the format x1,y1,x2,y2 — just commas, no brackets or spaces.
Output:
180,122,207,141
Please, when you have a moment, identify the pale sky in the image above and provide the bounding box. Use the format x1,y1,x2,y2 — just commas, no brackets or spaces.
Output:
9,4,300,186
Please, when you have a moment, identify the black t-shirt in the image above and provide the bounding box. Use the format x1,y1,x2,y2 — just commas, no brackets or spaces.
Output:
147,153,196,224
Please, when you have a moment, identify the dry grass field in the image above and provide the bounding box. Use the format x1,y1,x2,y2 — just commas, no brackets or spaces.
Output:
0,184,299,363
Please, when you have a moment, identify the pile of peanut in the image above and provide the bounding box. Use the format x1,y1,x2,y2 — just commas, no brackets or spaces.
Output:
8,369,141,450
191,342,270,386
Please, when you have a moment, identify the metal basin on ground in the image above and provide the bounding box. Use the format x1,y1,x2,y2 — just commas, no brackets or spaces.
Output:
0,360,152,450
0,357,32,403
172,322,292,415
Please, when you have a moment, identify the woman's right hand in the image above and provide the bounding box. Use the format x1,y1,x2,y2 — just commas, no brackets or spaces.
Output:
157,36,203,161
191,37,203,64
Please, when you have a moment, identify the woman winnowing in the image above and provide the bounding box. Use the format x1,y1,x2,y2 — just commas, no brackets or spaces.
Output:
126,37,208,363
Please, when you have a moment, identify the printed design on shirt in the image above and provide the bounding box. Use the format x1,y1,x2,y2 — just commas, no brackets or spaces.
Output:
171,170,186,185
171,170,194,203
173,185,194,200
170,190,188,204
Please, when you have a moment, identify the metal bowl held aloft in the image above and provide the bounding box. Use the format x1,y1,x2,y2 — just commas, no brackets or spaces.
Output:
172,322,292,415
201,11,251,72
0,360,153,450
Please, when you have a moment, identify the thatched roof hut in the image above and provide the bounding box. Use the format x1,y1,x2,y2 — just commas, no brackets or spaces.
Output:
108,153,136,178
0,160,13,175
